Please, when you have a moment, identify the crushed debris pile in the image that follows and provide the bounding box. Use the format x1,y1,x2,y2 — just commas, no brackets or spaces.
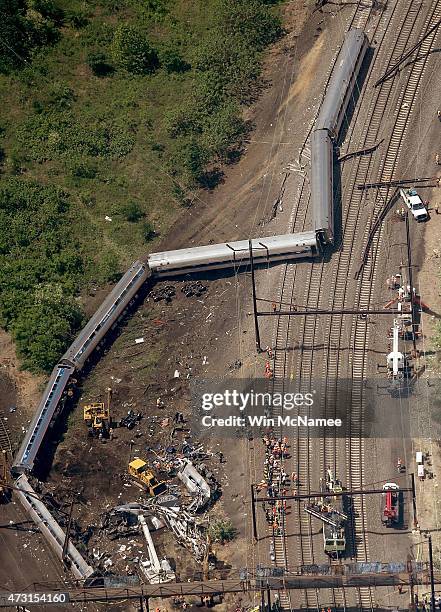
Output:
119,410,142,430
151,285,176,302
181,281,207,298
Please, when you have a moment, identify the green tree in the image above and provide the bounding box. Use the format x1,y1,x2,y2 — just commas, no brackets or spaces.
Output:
169,139,209,187
0,0,33,73
201,103,247,160
215,0,282,51
12,298,83,373
111,25,158,74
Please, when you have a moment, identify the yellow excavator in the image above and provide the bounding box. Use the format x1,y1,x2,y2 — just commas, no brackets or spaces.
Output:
83,388,111,438
128,458,167,496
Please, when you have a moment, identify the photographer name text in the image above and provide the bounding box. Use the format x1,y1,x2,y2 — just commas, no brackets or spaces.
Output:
201,415,342,428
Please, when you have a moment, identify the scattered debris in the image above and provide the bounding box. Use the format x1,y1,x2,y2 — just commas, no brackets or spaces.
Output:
177,459,213,513
151,285,176,302
181,281,207,298
138,514,175,583
119,411,142,430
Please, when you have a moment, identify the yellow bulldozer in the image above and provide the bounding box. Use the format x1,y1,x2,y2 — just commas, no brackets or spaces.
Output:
128,458,167,496
83,388,112,438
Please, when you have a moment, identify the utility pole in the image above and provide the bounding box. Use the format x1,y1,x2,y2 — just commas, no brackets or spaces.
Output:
251,484,258,541
260,588,266,611
266,585,272,612
249,239,262,352
429,535,436,612
411,472,419,532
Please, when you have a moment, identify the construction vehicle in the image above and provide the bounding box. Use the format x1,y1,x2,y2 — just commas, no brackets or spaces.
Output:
128,458,167,497
387,320,412,381
0,451,11,502
83,388,111,438
304,469,348,558
381,483,400,527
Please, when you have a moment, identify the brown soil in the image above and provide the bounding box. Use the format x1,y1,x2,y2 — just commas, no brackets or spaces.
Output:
0,329,45,450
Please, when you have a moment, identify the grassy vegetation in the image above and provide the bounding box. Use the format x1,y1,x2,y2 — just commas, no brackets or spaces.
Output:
0,0,282,372
209,519,237,543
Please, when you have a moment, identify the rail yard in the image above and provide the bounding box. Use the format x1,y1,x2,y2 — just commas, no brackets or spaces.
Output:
2,0,441,611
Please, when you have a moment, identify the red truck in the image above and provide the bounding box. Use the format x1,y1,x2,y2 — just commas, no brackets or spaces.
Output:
382,483,400,527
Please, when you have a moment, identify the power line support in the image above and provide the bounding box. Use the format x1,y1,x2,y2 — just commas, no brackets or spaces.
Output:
429,535,436,612
266,585,272,612
375,18,441,86
410,472,418,532
251,484,258,541
249,240,262,353
256,308,399,317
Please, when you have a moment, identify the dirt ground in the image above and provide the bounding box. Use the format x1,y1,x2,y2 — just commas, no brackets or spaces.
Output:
0,329,44,445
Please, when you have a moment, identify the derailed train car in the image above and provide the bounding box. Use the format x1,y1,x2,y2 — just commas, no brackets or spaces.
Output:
311,28,369,245
12,261,149,476
148,231,318,277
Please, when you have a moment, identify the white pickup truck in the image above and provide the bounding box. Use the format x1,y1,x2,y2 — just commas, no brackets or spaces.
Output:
399,188,428,221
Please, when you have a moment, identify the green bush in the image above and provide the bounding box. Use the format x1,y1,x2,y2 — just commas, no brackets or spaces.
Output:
120,201,144,222
158,42,190,74
201,103,247,160
143,0,170,21
12,297,83,373
0,177,86,372
64,9,89,29
215,0,282,51
111,24,158,74
209,519,237,544
14,111,135,162
169,139,210,187
164,101,202,138
86,52,114,77
142,220,156,242
97,251,121,283
67,157,97,179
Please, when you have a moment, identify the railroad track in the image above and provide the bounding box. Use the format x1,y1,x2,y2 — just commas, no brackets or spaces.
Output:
0,417,12,454
264,0,441,609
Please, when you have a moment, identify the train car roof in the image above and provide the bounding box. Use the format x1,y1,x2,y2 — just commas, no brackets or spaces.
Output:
316,28,367,130
148,232,318,265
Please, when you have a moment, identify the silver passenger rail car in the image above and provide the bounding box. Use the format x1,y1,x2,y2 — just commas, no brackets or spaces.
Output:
13,260,149,475
311,28,368,246
63,260,149,369
311,129,334,244
316,28,369,138
15,474,94,579
12,363,75,475
148,231,319,277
